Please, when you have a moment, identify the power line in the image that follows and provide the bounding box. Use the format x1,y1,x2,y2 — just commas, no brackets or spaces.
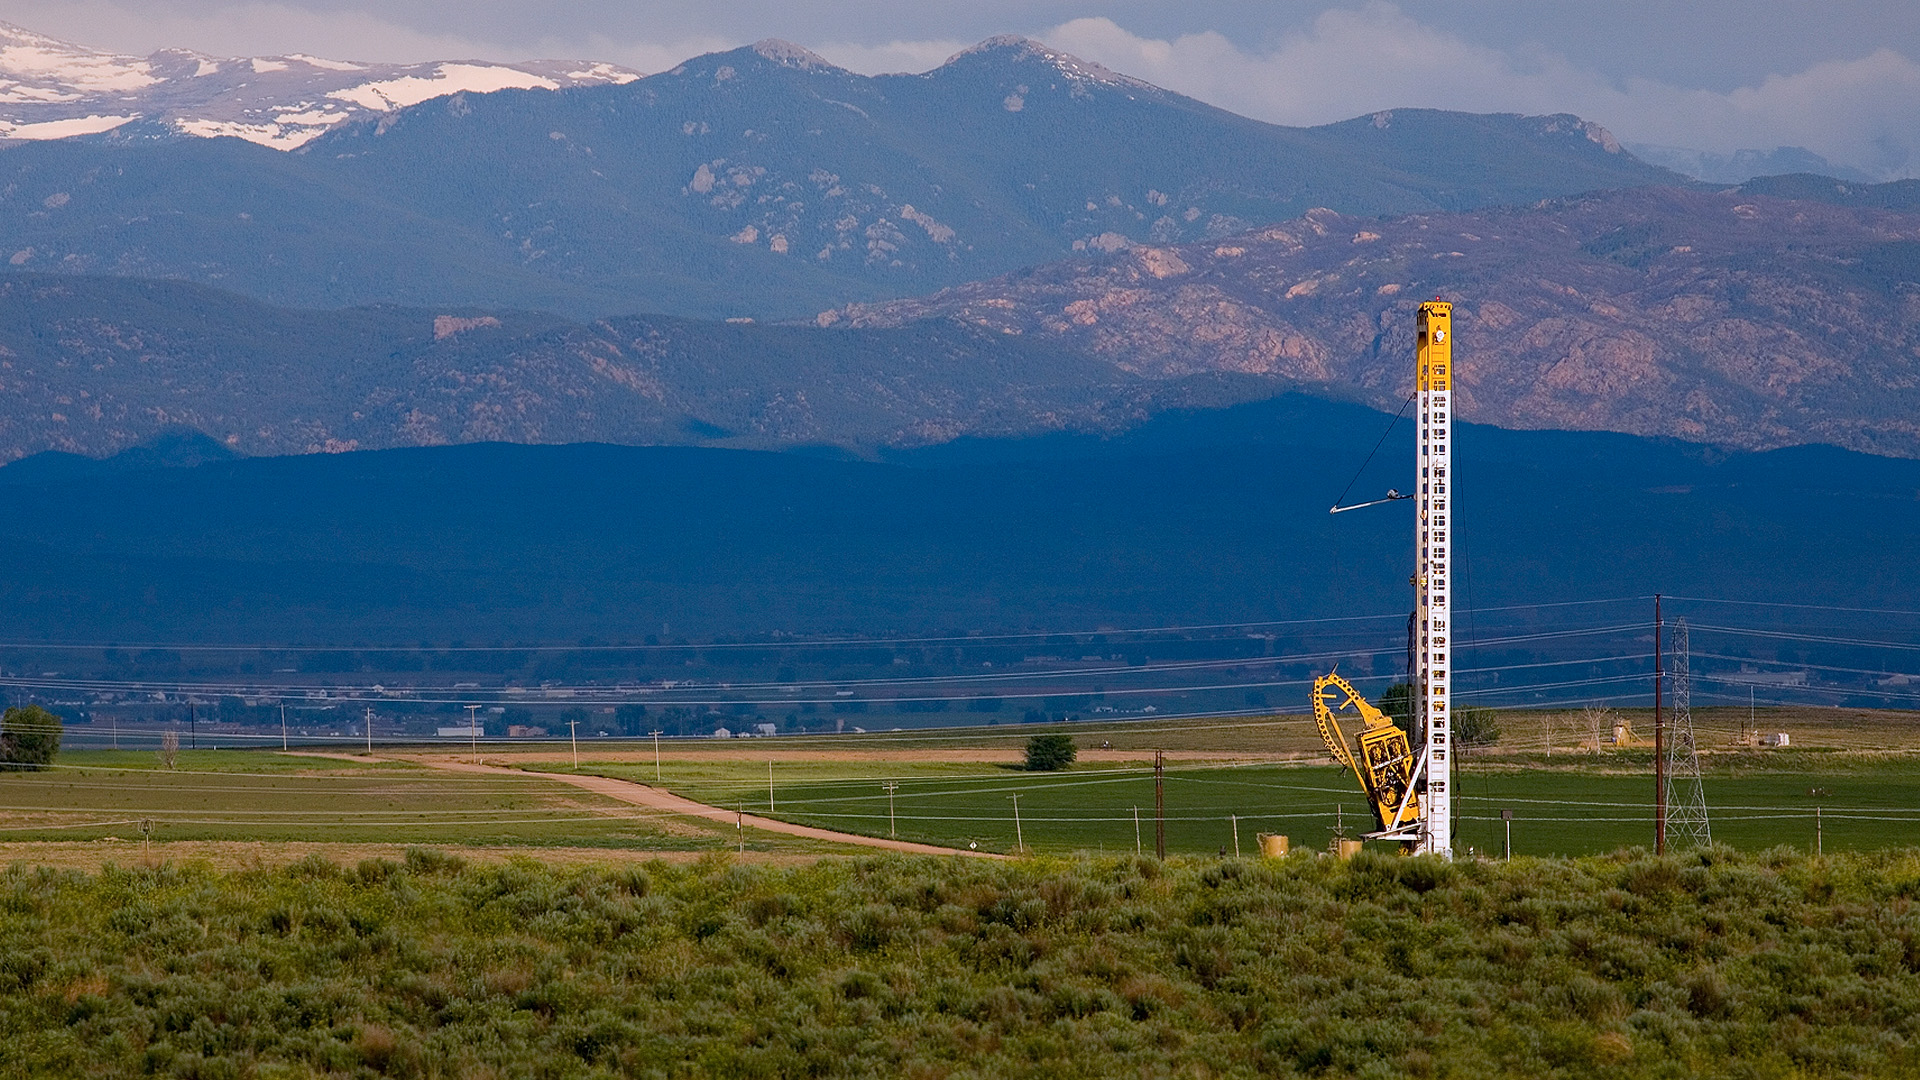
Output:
0,596,1667,655
1666,596,1920,618
1688,624,1920,653
0,632,1656,702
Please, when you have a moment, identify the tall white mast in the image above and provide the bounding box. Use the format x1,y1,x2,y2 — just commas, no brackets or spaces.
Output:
1416,301,1453,857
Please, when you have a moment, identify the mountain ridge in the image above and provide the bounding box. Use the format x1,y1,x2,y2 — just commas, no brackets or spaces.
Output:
5,164,1920,467
0,20,642,149
0,25,1684,320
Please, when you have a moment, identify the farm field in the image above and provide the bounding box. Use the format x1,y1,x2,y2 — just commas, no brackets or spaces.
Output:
438,706,1915,858
539,753,1916,858
425,704,1920,760
4,706,1919,867
0,750,838,858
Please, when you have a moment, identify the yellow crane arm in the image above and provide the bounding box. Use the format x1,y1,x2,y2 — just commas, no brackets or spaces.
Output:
1312,675,1365,787
1312,672,1423,840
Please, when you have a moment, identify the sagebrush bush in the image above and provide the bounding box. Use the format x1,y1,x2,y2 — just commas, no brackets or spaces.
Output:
5,846,1920,1077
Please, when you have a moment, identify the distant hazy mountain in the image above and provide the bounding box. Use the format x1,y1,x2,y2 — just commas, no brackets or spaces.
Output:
0,396,1914,644
1732,173,1920,211
0,33,1683,319
0,427,234,484
0,21,640,149
0,273,1211,462
834,184,1920,458
1626,142,1877,185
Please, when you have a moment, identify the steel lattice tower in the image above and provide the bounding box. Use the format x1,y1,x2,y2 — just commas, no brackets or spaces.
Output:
1663,620,1713,849
1414,301,1454,857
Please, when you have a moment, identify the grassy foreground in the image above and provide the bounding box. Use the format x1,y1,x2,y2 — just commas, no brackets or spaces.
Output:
7,848,1920,1078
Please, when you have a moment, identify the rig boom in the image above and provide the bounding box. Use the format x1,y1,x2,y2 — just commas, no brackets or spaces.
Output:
1312,673,1422,842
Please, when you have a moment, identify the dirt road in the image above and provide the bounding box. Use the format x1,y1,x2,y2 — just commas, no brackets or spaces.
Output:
421,760,1004,858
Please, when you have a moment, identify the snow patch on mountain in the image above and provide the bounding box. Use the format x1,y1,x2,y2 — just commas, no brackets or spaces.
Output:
0,114,135,139
0,25,159,94
328,64,562,111
0,20,641,150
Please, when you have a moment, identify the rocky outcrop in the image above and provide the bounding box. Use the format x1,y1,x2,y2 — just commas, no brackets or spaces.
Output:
831,188,1920,457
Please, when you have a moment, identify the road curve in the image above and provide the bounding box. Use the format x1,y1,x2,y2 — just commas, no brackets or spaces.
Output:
420,760,1005,858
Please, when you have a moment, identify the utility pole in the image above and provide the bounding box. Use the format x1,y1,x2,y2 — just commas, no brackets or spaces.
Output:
280,704,288,751
1154,750,1166,859
768,760,775,812
1010,793,1024,854
1654,594,1666,855
189,701,197,750
466,705,481,764
1133,806,1142,856
1502,809,1513,859
365,706,373,754
883,781,899,838
1816,806,1823,857
1231,814,1240,858
650,730,663,781
569,715,580,770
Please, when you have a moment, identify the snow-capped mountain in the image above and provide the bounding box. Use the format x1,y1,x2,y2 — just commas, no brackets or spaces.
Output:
0,21,640,149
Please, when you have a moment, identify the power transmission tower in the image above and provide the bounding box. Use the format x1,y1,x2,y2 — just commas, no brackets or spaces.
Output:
1663,620,1713,849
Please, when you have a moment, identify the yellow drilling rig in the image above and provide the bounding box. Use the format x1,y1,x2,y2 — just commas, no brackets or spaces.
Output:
1316,299,1453,855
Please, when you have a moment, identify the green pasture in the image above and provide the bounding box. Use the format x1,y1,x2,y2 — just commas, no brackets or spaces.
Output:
9,746,1918,859
0,750,708,850
570,751,1920,858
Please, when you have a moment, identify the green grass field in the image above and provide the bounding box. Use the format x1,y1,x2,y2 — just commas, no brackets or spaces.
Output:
11,728,1920,862
555,750,1920,858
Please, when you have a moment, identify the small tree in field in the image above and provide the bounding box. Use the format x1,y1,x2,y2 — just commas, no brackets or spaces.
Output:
1455,706,1501,748
0,705,61,770
159,729,179,770
1380,682,1414,730
1024,734,1076,772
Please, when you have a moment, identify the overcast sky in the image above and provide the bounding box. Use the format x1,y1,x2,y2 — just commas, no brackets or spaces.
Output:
10,0,1919,178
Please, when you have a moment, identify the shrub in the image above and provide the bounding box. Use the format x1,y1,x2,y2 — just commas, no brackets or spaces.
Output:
1024,734,1076,771
12,846,1920,1078
1380,682,1414,728
0,705,62,770
1456,705,1501,747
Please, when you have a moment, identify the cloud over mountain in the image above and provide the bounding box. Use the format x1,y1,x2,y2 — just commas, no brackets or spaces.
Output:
1038,9,1920,181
